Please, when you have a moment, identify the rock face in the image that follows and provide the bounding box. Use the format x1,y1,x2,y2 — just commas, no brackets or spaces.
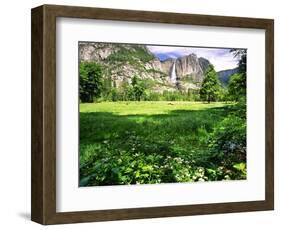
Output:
79,43,221,92
175,54,209,83
80,42,171,90
176,54,202,78
150,59,163,70
198,57,211,73
157,54,210,84
161,58,174,75
79,42,116,61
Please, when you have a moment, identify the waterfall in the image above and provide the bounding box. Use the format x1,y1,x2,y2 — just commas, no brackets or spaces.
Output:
170,61,177,84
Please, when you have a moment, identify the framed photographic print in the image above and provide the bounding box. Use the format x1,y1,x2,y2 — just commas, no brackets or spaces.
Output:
31,4,274,225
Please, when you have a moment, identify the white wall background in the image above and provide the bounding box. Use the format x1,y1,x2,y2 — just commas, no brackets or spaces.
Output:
0,0,279,229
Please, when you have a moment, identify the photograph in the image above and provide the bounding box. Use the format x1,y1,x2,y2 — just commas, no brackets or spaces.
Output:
78,42,247,187
30,4,274,224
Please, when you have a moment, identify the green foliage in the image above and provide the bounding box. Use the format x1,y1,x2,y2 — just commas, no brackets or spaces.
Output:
200,65,222,103
217,87,228,102
107,46,154,64
79,101,246,186
100,87,201,102
233,162,246,176
227,49,246,102
208,115,246,160
230,48,247,74
131,76,146,101
206,100,247,180
238,54,247,73
228,73,246,101
79,62,103,102
159,90,200,101
100,76,148,102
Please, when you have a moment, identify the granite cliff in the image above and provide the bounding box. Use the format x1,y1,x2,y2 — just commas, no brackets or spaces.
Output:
79,42,230,92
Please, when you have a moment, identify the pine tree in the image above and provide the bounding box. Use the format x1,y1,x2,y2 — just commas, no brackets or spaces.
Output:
200,64,221,103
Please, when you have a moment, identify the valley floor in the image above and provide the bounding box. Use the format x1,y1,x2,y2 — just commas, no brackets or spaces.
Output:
79,101,244,186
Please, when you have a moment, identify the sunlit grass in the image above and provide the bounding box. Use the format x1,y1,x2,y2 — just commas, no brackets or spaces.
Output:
80,101,230,115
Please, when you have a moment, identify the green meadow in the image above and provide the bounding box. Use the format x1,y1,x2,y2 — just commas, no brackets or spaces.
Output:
79,101,246,186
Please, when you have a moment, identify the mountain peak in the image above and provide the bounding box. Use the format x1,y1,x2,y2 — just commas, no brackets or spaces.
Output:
188,53,197,57
218,67,239,86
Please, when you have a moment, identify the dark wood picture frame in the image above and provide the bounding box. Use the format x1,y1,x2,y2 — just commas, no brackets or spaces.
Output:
31,4,274,225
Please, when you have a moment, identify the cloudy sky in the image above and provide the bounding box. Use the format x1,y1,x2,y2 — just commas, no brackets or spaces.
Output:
147,45,243,71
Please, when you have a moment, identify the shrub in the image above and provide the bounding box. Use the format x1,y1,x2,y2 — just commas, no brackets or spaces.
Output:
208,114,246,164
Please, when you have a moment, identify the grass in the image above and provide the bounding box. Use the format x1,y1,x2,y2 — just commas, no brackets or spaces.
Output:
79,101,237,186
80,101,228,115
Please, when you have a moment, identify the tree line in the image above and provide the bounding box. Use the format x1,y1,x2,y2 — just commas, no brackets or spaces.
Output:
79,49,246,103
